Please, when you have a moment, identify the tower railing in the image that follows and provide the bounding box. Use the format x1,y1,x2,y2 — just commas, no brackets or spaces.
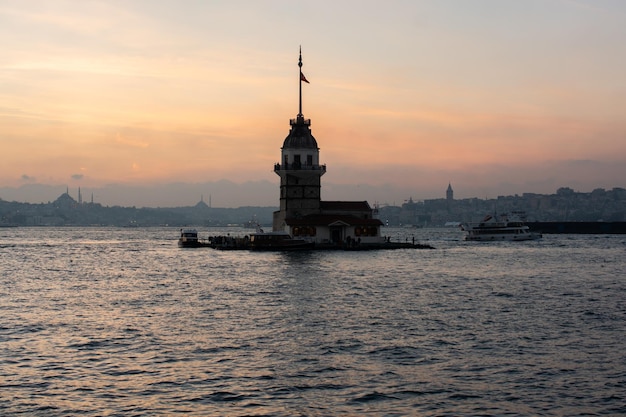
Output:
274,163,326,172
290,118,311,126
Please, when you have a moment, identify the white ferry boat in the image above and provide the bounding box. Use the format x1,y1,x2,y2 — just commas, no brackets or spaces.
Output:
462,213,542,241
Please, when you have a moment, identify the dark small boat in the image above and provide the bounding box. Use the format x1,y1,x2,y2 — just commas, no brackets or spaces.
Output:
178,229,207,248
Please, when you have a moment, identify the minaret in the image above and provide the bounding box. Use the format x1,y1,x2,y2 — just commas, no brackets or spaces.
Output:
272,48,326,231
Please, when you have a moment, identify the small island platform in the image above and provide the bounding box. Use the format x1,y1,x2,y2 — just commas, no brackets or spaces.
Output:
183,234,434,251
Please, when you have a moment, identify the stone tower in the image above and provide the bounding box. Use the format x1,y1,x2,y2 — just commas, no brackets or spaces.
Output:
446,183,454,212
272,49,326,231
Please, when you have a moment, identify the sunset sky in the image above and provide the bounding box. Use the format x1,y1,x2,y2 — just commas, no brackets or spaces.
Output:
1,0,625,207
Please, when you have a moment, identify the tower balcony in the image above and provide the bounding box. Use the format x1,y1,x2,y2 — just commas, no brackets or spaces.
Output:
274,162,326,174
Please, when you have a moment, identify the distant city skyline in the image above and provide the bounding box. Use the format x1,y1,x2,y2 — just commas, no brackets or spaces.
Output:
1,1,625,206
1,180,623,209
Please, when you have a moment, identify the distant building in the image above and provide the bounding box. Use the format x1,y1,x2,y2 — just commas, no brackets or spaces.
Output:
446,183,454,212
272,50,383,244
54,190,77,210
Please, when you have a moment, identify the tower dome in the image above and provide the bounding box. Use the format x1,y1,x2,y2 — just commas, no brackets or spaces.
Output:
282,115,318,149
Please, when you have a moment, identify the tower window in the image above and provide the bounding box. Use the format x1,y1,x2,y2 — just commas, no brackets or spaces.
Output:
307,155,313,165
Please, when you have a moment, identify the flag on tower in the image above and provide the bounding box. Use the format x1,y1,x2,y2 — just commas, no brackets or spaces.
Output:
300,72,309,83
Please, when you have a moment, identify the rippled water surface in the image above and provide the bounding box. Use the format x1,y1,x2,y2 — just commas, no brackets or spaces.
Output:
1,227,625,416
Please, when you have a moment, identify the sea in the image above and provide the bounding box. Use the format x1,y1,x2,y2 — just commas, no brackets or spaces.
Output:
1,226,624,416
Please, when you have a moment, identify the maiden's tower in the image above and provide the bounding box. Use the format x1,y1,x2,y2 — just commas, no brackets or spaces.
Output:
272,50,383,246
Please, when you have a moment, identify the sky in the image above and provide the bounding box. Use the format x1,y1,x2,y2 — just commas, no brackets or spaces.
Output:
1,0,625,207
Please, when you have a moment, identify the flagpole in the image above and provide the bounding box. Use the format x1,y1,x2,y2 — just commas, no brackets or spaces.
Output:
298,46,303,117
